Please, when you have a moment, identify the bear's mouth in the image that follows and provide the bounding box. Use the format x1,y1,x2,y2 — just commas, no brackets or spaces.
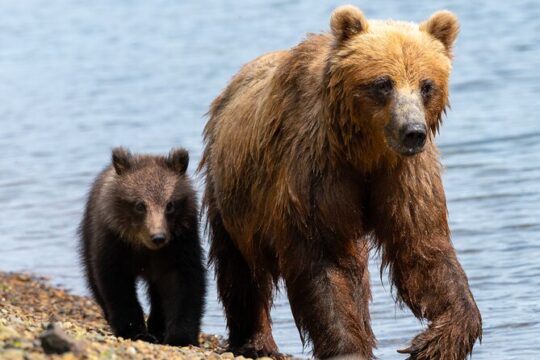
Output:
400,146,425,156
143,239,168,250
140,234,169,250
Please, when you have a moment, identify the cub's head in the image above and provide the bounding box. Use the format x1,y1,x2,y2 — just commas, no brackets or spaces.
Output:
326,5,459,157
104,147,196,250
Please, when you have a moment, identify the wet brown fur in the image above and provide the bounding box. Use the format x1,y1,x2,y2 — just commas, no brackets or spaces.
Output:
200,6,481,359
80,148,206,346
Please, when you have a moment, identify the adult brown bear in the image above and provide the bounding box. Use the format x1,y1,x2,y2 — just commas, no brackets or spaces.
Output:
199,5,481,360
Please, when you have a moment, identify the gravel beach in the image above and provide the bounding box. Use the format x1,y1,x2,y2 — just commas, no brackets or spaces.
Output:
0,272,269,360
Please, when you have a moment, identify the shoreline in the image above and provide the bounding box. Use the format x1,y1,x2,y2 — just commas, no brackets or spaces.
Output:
0,271,243,359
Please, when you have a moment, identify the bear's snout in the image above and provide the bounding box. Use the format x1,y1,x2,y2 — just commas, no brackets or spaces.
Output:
399,123,427,155
151,233,167,247
386,92,428,156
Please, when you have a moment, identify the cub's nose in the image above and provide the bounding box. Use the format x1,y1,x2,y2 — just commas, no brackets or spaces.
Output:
151,234,166,246
400,123,427,152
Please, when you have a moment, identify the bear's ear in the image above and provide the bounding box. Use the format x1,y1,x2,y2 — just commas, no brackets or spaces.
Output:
166,148,189,175
330,5,369,44
112,147,133,175
420,10,459,56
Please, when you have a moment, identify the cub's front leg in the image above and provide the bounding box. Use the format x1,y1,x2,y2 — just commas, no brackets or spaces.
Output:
94,265,151,341
150,266,204,346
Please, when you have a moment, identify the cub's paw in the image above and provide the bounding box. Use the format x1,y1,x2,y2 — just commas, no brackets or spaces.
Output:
163,332,198,346
133,333,159,343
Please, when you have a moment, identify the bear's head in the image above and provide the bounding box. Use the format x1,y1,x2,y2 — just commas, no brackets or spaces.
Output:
325,5,459,157
104,147,196,250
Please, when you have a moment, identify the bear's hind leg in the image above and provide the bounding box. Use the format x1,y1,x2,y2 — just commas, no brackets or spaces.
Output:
81,232,109,320
209,212,279,358
84,259,109,320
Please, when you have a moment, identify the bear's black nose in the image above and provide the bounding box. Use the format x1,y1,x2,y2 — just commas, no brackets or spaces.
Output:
400,123,427,152
151,234,166,246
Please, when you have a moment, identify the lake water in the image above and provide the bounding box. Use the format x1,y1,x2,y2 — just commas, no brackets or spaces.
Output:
1,0,539,358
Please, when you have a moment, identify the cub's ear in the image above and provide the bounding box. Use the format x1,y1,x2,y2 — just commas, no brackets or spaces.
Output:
330,5,369,44
420,10,459,56
166,148,189,175
112,147,133,175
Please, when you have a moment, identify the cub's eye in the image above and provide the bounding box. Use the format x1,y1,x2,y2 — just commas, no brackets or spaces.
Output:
165,202,175,215
421,79,435,100
134,201,146,214
371,76,394,96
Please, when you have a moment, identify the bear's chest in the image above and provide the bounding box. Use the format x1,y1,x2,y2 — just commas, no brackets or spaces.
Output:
129,251,169,277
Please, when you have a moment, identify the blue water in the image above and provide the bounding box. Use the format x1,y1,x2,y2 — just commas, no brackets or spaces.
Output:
1,1,539,358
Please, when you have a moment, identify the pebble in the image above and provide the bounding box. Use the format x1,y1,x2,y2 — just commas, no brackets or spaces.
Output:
221,352,235,359
39,323,80,355
0,324,19,340
1,348,24,360
126,346,137,355
7,316,22,325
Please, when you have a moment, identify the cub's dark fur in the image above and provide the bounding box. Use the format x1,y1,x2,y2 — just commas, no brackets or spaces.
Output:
79,147,206,345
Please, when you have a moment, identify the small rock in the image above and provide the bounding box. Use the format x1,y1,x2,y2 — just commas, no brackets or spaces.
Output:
1,348,25,360
221,352,235,359
39,323,80,355
0,324,19,340
7,316,22,325
126,346,137,355
16,274,30,282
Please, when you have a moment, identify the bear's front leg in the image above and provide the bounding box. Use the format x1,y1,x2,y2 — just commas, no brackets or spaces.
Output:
387,241,481,360
94,264,150,341
146,283,166,343
280,233,375,359
150,268,204,346
368,150,482,360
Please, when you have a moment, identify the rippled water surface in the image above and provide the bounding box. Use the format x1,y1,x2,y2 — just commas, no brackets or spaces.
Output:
1,0,539,358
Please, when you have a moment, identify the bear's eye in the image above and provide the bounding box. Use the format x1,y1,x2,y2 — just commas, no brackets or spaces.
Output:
367,76,394,104
134,201,146,214
421,79,435,100
165,202,175,215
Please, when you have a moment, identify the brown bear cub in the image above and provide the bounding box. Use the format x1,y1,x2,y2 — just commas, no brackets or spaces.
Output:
200,5,481,360
79,147,206,345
